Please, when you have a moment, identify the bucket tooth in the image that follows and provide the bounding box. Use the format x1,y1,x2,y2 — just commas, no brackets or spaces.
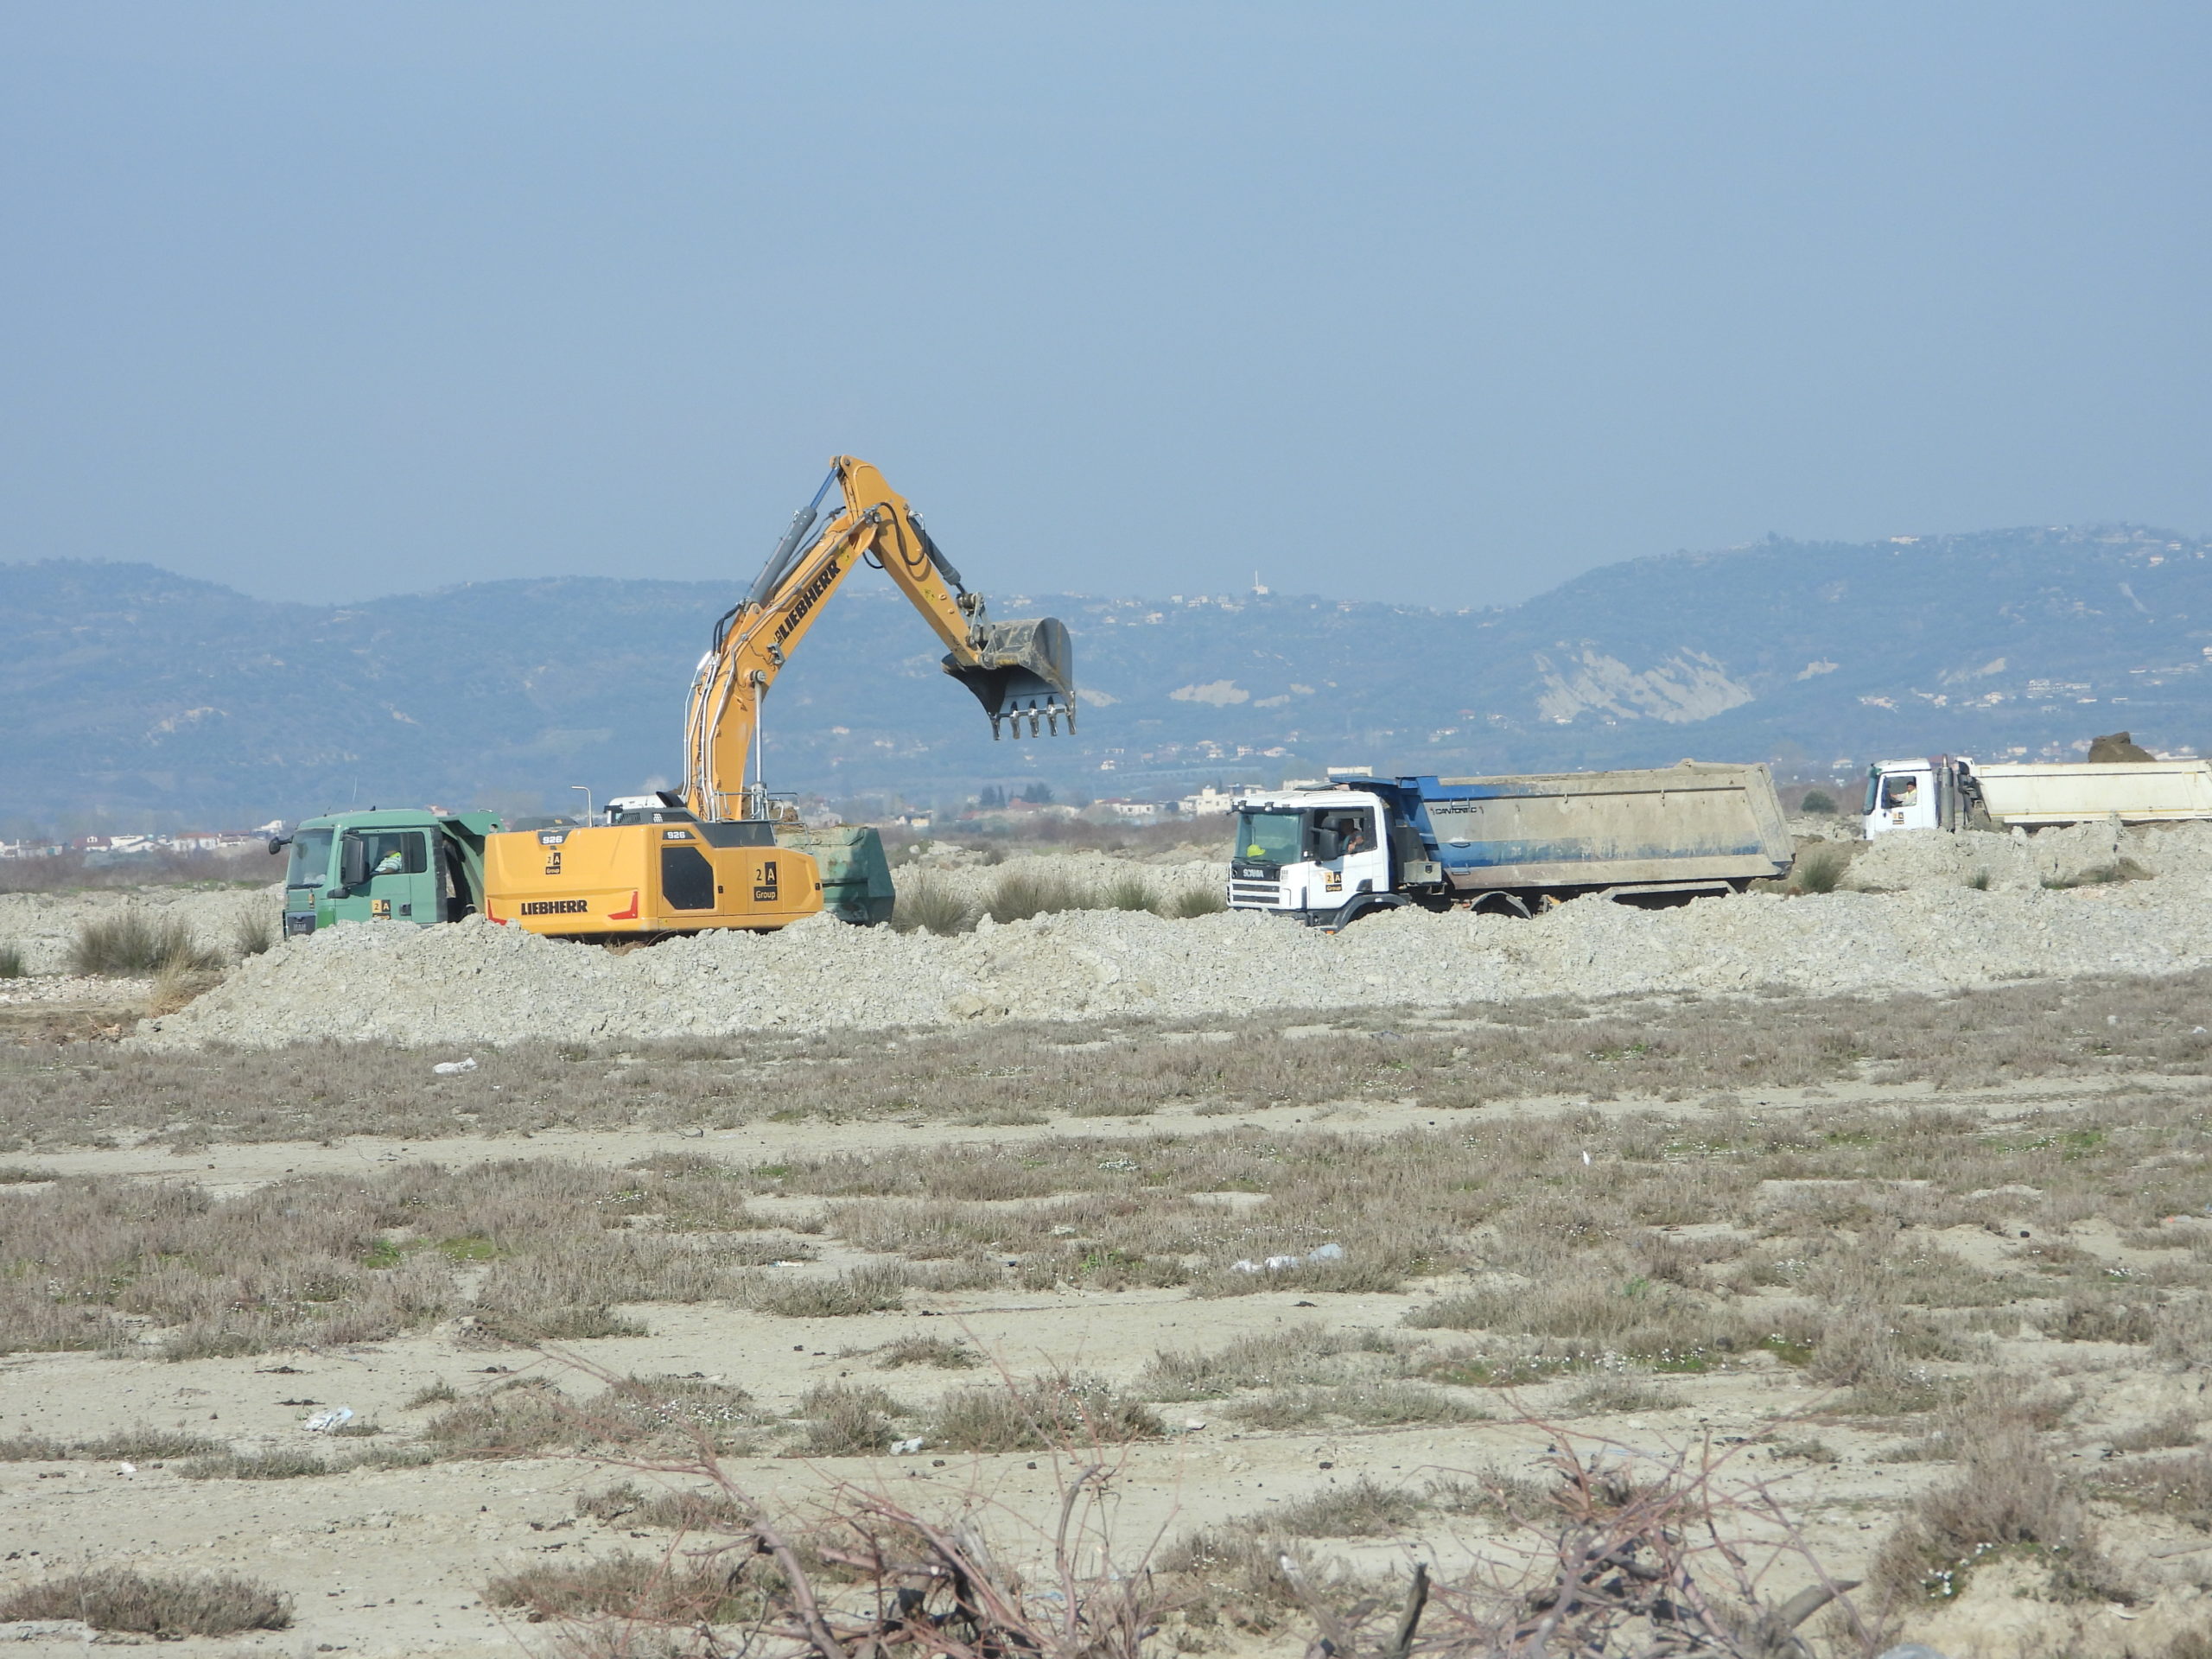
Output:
941,616,1077,740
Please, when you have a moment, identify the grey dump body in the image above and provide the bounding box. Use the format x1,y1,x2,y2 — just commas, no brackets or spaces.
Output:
1376,762,1793,895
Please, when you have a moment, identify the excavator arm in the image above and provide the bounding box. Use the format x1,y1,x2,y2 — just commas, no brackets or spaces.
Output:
683,456,1076,821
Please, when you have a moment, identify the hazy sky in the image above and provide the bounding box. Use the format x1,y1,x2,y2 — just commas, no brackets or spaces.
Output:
2,4,2207,609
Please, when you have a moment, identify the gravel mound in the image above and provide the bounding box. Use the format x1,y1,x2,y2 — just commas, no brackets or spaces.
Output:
1846,821,2212,893
138,874,2212,1051
0,887,283,976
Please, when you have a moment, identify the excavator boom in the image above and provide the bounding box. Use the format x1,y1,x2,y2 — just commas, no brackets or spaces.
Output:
683,457,1075,820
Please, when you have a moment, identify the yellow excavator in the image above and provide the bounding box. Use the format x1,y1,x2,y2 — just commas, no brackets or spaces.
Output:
481,457,1076,939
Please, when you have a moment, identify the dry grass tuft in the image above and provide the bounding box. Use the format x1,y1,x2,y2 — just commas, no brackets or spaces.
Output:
1870,1418,2124,1605
0,1567,291,1634
794,1382,906,1456
1268,1477,1428,1538
575,1480,747,1532
751,1261,907,1318
68,910,219,976
984,870,1083,924
927,1373,1162,1452
890,873,971,936
1161,885,1227,918
874,1333,979,1370
486,1552,758,1627
1225,1378,1487,1430
1790,845,1850,894
0,1427,225,1461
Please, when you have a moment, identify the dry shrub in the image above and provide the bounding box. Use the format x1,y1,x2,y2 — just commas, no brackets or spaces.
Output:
2155,1294,2212,1367
486,1552,757,1626
1790,846,1849,894
1268,1478,1427,1538
0,1567,291,1634
0,1427,224,1461
2056,1288,2157,1344
1140,1325,1402,1400
1560,1374,1682,1415
67,910,217,976
595,1375,765,1453
423,1376,582,1458
1101,872,1155,912
927,1373,1161,1452
750,1261,907,1318
232,906,276,958
984,870,1082,924
146,962,220,1015
1161,885,1227,918
874,1333,978,1370
424,1373,761,1462
576,1480,746,1532
2094,1448,2212,1529
178,1445,434,1480
1225,1378,1487,1430
890,873,971,936
1406,1270,1747,1372
1870,1418,2123,1605
795,1382,905,1456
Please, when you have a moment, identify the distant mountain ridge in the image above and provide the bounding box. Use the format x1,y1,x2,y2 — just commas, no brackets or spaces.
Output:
3,523,2208,826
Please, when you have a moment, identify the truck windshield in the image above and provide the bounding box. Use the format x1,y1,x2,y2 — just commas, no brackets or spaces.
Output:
1234,810,1306,865
1863,770,1881,816
285,829,333,889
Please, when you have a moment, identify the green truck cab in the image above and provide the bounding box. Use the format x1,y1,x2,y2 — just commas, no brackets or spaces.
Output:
273,809,504,939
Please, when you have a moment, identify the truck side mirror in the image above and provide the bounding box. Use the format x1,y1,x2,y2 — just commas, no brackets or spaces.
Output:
1312,829,1346,861
339,835,368,890
267,836,289,856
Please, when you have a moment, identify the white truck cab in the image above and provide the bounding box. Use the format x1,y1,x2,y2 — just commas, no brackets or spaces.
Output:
1863,758,1974,836
1227,789,1397,925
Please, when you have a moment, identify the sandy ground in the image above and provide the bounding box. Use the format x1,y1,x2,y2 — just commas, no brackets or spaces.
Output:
3,1073,2211,1657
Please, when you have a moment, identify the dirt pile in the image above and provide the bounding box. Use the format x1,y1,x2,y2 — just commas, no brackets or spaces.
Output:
0,887,282,976
1847,820,2212,893
138,874,2212,1050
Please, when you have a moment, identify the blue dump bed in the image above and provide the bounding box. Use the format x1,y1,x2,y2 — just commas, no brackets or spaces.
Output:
1372,761,1792,893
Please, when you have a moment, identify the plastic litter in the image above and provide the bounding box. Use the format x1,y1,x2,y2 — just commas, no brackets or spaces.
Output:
302,1407,355,1433
432,1058,478,1076
1231,1243,1344,1274
116,1461,137,1476
890,1437,926,1455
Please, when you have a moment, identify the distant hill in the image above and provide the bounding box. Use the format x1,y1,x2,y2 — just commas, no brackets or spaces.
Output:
4,524,2209,827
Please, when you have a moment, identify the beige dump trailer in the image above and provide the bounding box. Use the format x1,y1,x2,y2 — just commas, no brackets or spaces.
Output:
1226,761,1795,926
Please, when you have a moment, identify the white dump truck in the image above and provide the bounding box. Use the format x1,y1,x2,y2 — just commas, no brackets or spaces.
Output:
1863,755,2212,836
1226,761,1794,927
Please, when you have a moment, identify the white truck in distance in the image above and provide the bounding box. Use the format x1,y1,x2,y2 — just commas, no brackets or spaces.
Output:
1863,756,2212,837
1226,763,1794,929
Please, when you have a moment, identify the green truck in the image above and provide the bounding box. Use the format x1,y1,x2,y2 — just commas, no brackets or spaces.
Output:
272,809,504,939
271,804,894,938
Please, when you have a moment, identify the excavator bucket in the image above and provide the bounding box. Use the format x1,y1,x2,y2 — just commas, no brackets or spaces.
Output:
943,617,1077,739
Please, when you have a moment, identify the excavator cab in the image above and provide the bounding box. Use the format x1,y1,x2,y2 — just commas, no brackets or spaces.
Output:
944,615,1077,738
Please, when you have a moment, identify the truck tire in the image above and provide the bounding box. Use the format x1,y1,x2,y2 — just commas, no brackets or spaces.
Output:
1317,893,1411,932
